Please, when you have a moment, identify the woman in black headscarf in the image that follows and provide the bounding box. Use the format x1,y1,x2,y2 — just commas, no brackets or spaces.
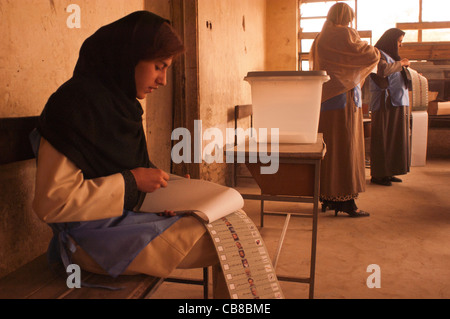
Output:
369,28,411,186
32,11,228,297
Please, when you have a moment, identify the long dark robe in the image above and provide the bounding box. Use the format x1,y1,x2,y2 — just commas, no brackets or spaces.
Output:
370,28,410,178
370,95,410,178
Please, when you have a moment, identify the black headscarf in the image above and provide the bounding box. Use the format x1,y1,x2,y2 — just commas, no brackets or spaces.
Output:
38,11,169,179
375,28,405,61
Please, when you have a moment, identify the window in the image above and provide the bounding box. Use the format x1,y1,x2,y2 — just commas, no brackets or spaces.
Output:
299,0,450,69
298,0,359,70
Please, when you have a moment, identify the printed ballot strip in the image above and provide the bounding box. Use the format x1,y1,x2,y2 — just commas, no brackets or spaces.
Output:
204,210,284,299
406,67,429,111
406,67,429,166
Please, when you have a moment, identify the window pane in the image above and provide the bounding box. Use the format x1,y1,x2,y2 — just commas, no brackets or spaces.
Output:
423,29,450,42
357,0,418,43
300,18,326,33
300,39,314,53
300,1,356,22
300,2,336,18
301,60,310,71
403,30,418,42
422,0,450,21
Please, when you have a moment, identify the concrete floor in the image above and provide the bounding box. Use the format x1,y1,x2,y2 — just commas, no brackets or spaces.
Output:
150,158,450,299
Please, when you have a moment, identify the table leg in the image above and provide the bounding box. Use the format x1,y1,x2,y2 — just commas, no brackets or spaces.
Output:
272,213,291,269
260,198,265,227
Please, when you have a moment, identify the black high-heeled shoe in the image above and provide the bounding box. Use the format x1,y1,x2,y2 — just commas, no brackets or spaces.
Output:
333,200,370,218
390,176,402,183
335,208,370,218
321,201,331,212
321,200,338,212
371,177,392,186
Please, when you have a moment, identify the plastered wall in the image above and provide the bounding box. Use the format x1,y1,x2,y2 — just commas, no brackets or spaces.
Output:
265,0,298,71
197,0,299,184
143,0,174,171
0,0,146,117
198,0,266,185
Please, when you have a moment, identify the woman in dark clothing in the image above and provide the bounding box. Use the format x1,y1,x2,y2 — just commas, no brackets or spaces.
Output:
369,28,411,186
33,11,228,298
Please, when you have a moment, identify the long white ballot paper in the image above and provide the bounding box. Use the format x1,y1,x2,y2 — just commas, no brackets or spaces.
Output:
405,67,429,166
139,175,284,299
406,67,429,111
205,211,284,299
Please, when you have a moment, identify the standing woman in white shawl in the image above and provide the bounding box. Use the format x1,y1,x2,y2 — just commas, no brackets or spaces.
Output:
310,3,379,217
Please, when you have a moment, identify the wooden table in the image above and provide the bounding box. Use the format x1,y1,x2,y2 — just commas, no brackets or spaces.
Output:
232,134,326,299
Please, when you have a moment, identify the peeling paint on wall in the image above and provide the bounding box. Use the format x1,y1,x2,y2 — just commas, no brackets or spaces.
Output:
49,0,56,14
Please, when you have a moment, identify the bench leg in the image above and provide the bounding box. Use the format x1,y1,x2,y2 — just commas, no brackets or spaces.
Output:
164,267,210,299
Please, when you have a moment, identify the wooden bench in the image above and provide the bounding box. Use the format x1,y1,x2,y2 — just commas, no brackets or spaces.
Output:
0,116,208,299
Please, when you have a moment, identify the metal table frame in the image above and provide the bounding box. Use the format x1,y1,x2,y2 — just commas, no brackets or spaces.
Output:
234,135,325,299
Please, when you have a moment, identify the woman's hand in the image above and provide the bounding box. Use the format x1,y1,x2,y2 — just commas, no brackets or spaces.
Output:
158,174,192,217
400,58,410,67
130,167,169,193
132,170,193,217
159,210,177,217
158,210,193,217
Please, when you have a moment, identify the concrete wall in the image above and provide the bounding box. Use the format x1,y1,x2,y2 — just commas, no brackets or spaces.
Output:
0,0,146,278
143,0,174,171
197,0,299,184
197,0,266,185
265,0,298,71
0,0,146,118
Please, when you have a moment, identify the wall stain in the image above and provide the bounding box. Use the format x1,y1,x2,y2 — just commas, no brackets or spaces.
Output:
49,0,56,14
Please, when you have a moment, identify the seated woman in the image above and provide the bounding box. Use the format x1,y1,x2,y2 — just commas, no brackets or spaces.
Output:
32,11,227,298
